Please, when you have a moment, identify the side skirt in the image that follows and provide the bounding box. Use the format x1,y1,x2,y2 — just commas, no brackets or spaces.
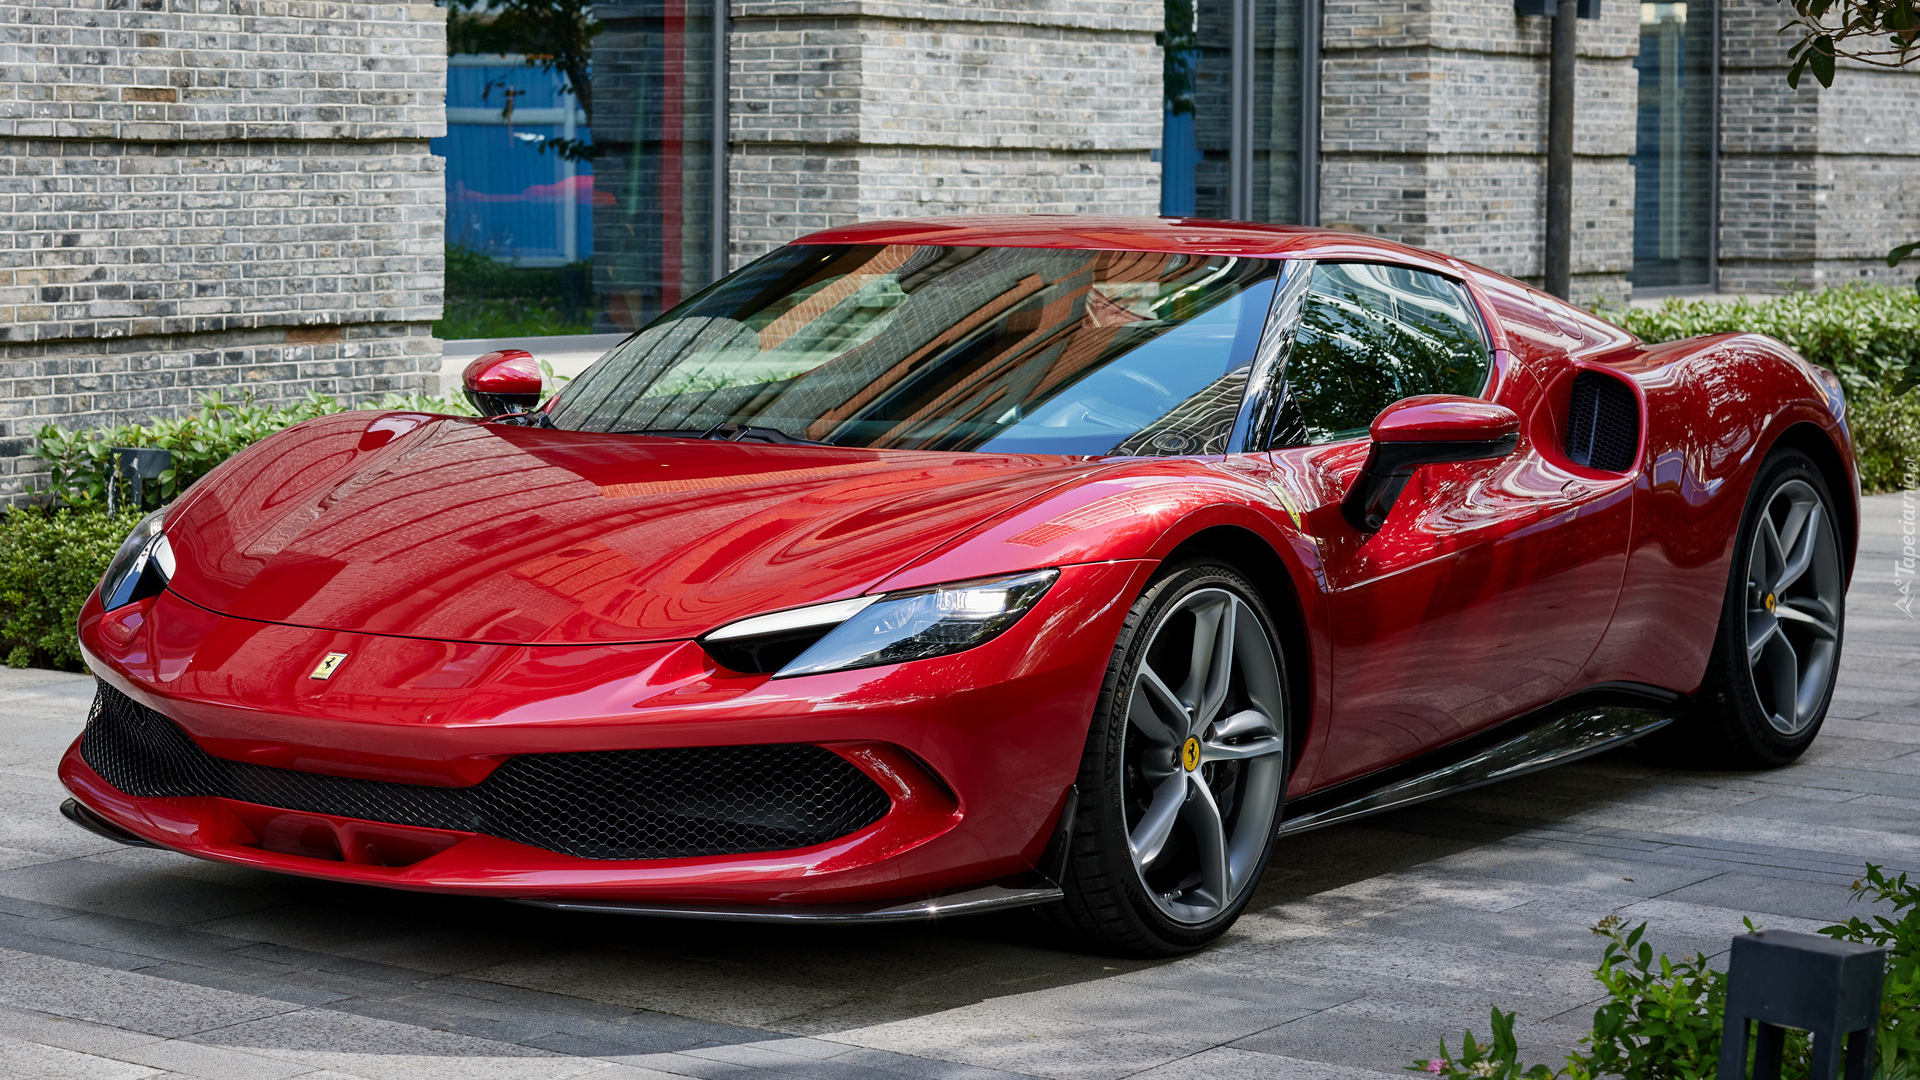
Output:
1277,683,1682,836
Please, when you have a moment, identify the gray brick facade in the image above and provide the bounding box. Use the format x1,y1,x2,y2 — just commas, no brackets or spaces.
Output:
1318,0,1639,304
0,0,446,501
726,2,1164,266
4,0,1917,505
1719,0,1920,291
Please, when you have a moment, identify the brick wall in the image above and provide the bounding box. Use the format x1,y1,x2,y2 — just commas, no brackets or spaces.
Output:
1319,0,1639,305
0,0,446,502
727,2,1162,266
1719,0,1920,292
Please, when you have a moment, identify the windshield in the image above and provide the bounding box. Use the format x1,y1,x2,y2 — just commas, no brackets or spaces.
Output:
549,244,1281,455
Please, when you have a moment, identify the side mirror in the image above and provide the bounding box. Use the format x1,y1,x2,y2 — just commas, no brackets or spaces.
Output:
1340,395,1520,532
462,349,545,417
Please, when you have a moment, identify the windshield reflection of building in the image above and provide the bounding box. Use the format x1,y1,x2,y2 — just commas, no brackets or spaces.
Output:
775,247,1261,452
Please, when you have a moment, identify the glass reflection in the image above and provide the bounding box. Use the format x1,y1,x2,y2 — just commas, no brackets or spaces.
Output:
1159,0,1305,223
1250,0,1303,223
1275,263,1492,445
1630,1,1714,289
551,244,1280,456
1159,0,1232,217
441,1,716,340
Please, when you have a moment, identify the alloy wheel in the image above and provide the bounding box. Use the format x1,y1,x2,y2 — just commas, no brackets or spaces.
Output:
1122,588,1286,924
1743,478,1843,736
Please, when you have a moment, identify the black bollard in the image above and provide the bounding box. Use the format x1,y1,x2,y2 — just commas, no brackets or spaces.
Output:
1718,930,1886,1080
108,447,171,514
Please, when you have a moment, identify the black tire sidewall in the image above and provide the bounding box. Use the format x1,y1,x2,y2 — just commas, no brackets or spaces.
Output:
1699,448,1844,765
1068,560,1288,953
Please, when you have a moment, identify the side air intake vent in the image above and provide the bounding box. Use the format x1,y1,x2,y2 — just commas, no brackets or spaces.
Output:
1565,371,1639,472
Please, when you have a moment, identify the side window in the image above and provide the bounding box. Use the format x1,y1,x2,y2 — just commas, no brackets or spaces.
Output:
1273,262,1491,445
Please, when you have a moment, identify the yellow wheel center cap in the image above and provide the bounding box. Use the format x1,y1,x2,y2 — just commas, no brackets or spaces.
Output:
1765,593,1776,613
1181,737,1201,772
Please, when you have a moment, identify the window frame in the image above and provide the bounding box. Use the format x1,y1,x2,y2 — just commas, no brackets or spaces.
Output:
1627,0,1721,297
1160,0,1321,224
443,54,590,268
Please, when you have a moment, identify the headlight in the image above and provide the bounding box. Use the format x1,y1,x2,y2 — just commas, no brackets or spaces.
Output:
702,569,1059,678
98,509,173,611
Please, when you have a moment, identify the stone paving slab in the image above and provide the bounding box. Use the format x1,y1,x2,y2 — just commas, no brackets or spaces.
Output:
0,491,1912,1079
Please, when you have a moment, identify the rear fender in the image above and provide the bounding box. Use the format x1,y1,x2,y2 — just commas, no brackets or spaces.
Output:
1583,333,1857,692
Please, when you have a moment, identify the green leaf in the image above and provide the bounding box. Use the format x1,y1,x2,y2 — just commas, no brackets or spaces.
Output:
1812,36,1837,85
1891,241,1920,267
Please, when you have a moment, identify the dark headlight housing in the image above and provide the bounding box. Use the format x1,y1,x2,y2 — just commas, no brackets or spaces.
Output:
98,509,173,611
702,569,1059,677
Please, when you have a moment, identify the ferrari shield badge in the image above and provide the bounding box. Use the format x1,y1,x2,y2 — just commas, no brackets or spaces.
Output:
310,652,348,680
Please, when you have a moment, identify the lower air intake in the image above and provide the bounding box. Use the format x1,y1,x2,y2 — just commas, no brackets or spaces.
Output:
79,683,893,861
1565,370,1640,472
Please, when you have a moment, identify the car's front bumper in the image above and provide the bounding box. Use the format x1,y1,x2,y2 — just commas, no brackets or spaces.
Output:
60,560,1150,910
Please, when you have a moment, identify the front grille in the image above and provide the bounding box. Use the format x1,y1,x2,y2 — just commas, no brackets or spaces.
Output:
79,683,893,861
1565,370,1640,472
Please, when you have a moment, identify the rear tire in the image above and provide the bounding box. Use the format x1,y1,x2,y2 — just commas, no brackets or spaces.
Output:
1047,561,1289,956
1654,447,1845,768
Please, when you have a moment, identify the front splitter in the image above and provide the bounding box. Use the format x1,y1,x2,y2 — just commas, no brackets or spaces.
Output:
514,881,1065,924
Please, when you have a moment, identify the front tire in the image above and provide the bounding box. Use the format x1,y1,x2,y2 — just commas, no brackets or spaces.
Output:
1049,561,1289,956
1663,447,1846,767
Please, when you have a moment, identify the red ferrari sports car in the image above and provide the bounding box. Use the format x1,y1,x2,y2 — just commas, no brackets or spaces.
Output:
61,217,1857,955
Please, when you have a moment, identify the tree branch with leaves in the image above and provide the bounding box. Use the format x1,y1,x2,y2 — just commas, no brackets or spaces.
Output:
1781,0,1919,86
1778,0,1920,289
449,0,602,162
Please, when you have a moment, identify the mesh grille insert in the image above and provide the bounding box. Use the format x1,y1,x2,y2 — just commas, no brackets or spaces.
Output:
79,683,893,861
1565,370,1640,472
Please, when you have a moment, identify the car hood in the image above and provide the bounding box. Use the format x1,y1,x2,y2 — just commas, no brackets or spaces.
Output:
163,415,1101,644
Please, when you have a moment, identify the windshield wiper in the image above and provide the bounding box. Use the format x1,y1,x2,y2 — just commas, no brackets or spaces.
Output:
612,424,834,447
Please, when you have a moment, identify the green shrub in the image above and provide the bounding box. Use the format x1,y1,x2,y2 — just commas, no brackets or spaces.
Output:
1414,864,1920,1080
1825,866,1920,1080
1853,387,1920,496
1597,287,1920,495
8,390,484,671
0,507,128,670
435,244,594,340
29,389,475,510
435,298,594,340
1600,286,1920,398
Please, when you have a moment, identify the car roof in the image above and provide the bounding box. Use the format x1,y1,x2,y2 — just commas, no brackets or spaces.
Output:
790,215,1454,268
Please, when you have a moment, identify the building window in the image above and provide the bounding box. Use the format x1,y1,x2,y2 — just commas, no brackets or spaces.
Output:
1630,1,1717,291
1160,0,1317,223
440,2,727,341
441,58,595,268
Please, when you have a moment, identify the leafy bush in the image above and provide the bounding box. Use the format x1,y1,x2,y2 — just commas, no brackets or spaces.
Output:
1598,287,1920,494
436,299,594,340
1824,866,1920,1080
8,389,481,670
1601,286,1920,397
0,507,128,669
1414,864,1920,1080
29,390,475,510
1852,387,1920,496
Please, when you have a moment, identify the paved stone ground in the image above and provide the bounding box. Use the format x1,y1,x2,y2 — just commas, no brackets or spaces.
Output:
0,492,1914,1080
